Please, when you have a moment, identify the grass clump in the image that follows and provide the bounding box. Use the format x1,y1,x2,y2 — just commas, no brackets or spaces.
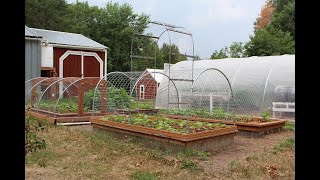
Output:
130,171,159,180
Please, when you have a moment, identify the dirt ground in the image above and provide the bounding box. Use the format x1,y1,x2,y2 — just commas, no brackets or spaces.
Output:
26,124,294,179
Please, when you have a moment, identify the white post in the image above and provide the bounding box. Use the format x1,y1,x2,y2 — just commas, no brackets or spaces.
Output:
81,51,84,78
210,93,213,112
272,102,275,118
104,49,107,80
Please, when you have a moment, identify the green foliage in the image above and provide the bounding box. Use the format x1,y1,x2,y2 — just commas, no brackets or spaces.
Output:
282,121,295,131
245,0,295,56
210,42,245,60
178,149,210,160
131,101,154,109
99,114,226,134
210,46,229,60
25,0,70,31
25,115,48,156
273,137,295,153
130,171,159,180
84,89,98,111
107,87,132,111
271,1,295,40
228,159,240,172
261,111,271,122
180,160,196,169
244,26,294,56
160,43,187,64
26,1,150,72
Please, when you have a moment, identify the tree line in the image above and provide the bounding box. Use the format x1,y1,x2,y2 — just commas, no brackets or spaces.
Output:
26,0,186,72
26,0,294,69
210,0,295,60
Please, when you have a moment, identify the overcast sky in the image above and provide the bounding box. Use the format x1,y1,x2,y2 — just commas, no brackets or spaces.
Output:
67,0,265,59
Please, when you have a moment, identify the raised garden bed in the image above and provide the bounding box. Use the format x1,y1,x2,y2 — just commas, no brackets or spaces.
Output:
160,114,287,137
27,108,108,124
90,114,238,151
115,108,159,115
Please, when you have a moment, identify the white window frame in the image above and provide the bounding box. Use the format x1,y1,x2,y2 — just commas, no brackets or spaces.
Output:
140,85,145,99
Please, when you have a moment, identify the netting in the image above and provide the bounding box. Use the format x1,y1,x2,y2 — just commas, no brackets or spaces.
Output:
155,55,295,119
25,77,101,117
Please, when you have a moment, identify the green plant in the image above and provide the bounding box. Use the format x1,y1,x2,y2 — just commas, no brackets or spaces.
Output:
283,121,295,131
273,137,295,153
25,115,48,156
228,159,240,172
107,87,131,111
261,111,271,122
180,160,196,169
130,171,159,180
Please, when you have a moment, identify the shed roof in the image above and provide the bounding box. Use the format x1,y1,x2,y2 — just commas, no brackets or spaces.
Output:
29,27,107,50
25,26,42,38
145,68,164,83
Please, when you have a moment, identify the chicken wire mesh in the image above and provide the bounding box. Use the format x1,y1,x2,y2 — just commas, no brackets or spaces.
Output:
25,77,101,117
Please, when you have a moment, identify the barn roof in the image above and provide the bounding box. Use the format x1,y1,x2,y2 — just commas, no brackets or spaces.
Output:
146,68,164,83
25,26,42,38
29,27,107,50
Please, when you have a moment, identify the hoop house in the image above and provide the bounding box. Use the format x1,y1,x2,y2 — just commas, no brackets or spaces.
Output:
156,55,295,119
92,72,141,114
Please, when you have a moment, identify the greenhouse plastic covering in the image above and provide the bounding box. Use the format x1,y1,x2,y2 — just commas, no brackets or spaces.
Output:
155,55,295,119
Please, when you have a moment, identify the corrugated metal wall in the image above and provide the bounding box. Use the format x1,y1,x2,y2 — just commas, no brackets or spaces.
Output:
25,39,41,81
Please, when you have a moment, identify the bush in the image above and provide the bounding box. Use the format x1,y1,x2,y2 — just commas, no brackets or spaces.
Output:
25,115,48,156
107,86,131,111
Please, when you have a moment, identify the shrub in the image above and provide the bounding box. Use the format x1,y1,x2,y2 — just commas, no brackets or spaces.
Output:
25,115,48,156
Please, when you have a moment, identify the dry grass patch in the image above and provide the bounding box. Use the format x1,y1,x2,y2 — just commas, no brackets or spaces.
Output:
218,136,295,179
25,125,205,180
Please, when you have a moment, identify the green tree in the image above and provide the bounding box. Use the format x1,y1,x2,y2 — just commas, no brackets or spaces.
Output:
75,2,150,72
271,1,295,39
271,0,294,13
66,1,101,38
160,43,187,64
210,46,229,60
25,0,70,31
244,26,295,56
229,42,245,58
244,0,295,56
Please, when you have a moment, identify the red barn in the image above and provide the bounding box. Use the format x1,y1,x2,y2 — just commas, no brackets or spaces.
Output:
136,69,164,100
29,27,108,78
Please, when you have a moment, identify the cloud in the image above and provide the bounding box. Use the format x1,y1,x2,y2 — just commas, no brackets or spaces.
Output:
187,0,248,27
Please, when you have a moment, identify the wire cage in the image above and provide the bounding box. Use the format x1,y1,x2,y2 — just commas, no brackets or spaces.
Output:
25,77,105,118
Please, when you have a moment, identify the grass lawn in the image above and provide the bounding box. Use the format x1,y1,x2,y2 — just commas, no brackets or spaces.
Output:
25,120,294,180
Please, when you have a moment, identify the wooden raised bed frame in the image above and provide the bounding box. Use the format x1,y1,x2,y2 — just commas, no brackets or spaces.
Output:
115,109,159,115
90,116,238,151
160,114,287,137
26,78,108,124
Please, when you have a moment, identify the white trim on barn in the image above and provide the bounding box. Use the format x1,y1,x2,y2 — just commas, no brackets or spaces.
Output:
59,50,104,79
41,45,54,67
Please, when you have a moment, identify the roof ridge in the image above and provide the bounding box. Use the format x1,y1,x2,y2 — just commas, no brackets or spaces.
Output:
30,27,82,36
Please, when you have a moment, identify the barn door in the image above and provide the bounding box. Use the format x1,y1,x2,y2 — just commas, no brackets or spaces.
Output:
59,50,104,79
140,85,145,99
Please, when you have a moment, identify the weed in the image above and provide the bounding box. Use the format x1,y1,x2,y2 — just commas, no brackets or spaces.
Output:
130,171,159,180
180,160,196,169
228,159,240,172
178,149,209,160
282,122,295,131
273,137,295,153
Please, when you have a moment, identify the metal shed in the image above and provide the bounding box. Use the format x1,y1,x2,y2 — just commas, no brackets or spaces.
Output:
25,26,42,81
29,27,108,79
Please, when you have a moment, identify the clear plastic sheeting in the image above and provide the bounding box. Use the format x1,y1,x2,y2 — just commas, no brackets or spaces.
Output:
156,55,295,119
